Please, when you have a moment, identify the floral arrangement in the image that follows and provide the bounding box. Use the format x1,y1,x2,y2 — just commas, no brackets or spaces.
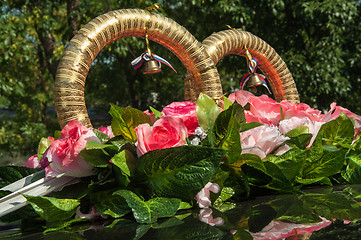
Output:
1,90,361,235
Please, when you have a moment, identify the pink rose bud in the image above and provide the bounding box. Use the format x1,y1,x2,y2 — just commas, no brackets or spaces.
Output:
98,126,115,138
135,116,188,157
144,110,156,124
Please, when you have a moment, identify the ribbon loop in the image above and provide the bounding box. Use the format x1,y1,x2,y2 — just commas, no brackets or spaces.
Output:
131,52,177,73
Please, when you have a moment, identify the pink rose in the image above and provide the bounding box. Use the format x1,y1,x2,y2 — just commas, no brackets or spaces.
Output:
229,90,323,126
281,101,323,122
194,182,220,208
98,126,115,138
162,101,199,136
240,125,289,159
246,95,283,126
135,116,188,157
41,120,100,177
229,90,282,125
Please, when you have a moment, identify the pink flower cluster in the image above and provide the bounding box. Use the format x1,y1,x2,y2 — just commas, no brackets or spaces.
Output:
230,90,361,158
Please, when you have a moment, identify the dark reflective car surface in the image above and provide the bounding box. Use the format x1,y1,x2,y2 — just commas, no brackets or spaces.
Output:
2,185,361,240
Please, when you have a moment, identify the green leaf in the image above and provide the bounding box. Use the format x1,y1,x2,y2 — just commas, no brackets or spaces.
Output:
107,136,135,153
296,176,332,186
90,190,131,218
24,195,80,222
285,126,313,149
149,106,163,119
242,159,294,192
209,103,243,163
94,129,111,143
321,112,354,147
136,146,226,201
54,130,61,140
109,104,151,142
44,218,90,233
301,193,361,221
85,141,113,150
302,149,347,179
50,182,90,200
223,96,233,111
227,153,261,174
0,166,38,188
37,137,53,160
270,196,321,224
195,93,221,131
342,151,361,184
111,150,136,187
111,150,136,177
114,189,181,224
79,146,110,168
268,148,306,182
240,121,263,132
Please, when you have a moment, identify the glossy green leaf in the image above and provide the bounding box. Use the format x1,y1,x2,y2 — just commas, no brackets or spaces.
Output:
342,152,361,184
90,190,131,218
111,150,136,177
242,158,293,192
209,103,243,163
0,166,38,188
94,130,111,143
268,148,307,182
285,126,313,149
24,195,79,222
321,112,354,146
111,149,136,187
109,104,152,142
240,121,263,132
302,149,347,179
114,189,181,224
136,146,226,201
79,145,110,168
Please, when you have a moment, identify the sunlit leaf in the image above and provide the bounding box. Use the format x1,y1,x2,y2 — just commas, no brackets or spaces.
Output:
109,104,152,142
135,146,226,201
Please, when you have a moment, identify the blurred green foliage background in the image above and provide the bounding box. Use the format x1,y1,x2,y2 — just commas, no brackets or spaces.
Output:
0,0,360,161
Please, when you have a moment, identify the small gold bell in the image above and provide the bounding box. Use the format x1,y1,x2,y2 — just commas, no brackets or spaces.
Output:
143,59,162,75
247,74,264,93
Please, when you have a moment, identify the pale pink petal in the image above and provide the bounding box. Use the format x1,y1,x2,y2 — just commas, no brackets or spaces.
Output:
24,155,41,169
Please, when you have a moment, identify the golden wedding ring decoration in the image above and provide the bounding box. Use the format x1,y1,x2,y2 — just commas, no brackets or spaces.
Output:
54,9,300,128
